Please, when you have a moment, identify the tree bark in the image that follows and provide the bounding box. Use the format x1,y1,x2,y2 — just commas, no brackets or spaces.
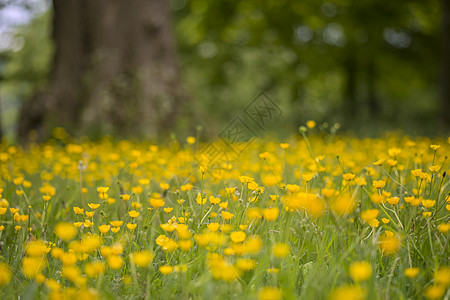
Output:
441,0,450,128
18,0,182,142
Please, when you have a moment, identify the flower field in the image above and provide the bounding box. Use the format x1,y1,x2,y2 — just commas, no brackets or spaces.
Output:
0,128,449,299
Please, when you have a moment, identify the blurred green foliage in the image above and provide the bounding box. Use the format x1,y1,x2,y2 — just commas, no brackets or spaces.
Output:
173,0,442,136
0,10,53,138
0,0,444,140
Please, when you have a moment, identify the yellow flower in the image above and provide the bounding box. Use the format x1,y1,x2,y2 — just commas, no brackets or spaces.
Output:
110,221,123,227
133,178,148,186
84,261,105,278
98,225,111,234
13,177,24,185
25,240,48,257
207,223,220,232
186,136,196,144
286,184,300,194
360,209,379,223
354,177,367,186
373,180,386,189
107,255,123,269
386,197,399,205
131,251,154,267
429,165,441,173
180,183,194,191
230,231,246,243
330,195,356,216
270,195,279,201
178,240,193,251
378,234,401,254
127,223,137,230
272,243,290,258
159,265,173,275
55,222,77,241
0,208,6,215
111,227,120,233
387,159,397,167
437,223,450,233
430,145,440,151
22,257,46,279
195,193,206,205
404,267,419,278
97,187,109,193
382,218,390,224
306,120,316,129
411,169,422,177
329,285,365,300
160,223,176,232
247,182,259,192
258,287,282,300
61,252,77,266
221,211,234,220
259,152,270,159
174,264,188,273
388,147,402,157
421,200,436,208
246,208,262,220
121,194,131,201
73,207,84,215
149,198,165,208
164,207,173,213
343,173,356,181
0,262,12,286
424,285,445,299
280,143,290,149
262,207,279,221
209,196,221,205
85,211,95,218
302,173,314,182
349,261,372,282
239,176,254,183
160,183,170,190
88,203,100,210
128,210,140,218
435,267,450,286
373,158,385,166
368,219,379,228
83,219,93,228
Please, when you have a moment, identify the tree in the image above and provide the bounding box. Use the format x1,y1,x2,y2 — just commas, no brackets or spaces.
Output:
17,0,183,142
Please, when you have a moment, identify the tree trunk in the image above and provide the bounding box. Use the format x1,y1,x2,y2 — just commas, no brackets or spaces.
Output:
18,0,182,142
441,0,450,128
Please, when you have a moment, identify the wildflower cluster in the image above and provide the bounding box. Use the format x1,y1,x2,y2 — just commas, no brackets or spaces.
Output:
0,128,448,299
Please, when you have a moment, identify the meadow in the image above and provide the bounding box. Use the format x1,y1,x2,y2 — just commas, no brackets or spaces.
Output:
0,125,449,299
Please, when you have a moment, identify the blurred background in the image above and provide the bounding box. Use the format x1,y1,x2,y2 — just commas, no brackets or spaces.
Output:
0,0,448,142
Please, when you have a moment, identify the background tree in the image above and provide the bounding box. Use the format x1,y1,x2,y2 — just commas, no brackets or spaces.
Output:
17,0,183,142
0,0,447,141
